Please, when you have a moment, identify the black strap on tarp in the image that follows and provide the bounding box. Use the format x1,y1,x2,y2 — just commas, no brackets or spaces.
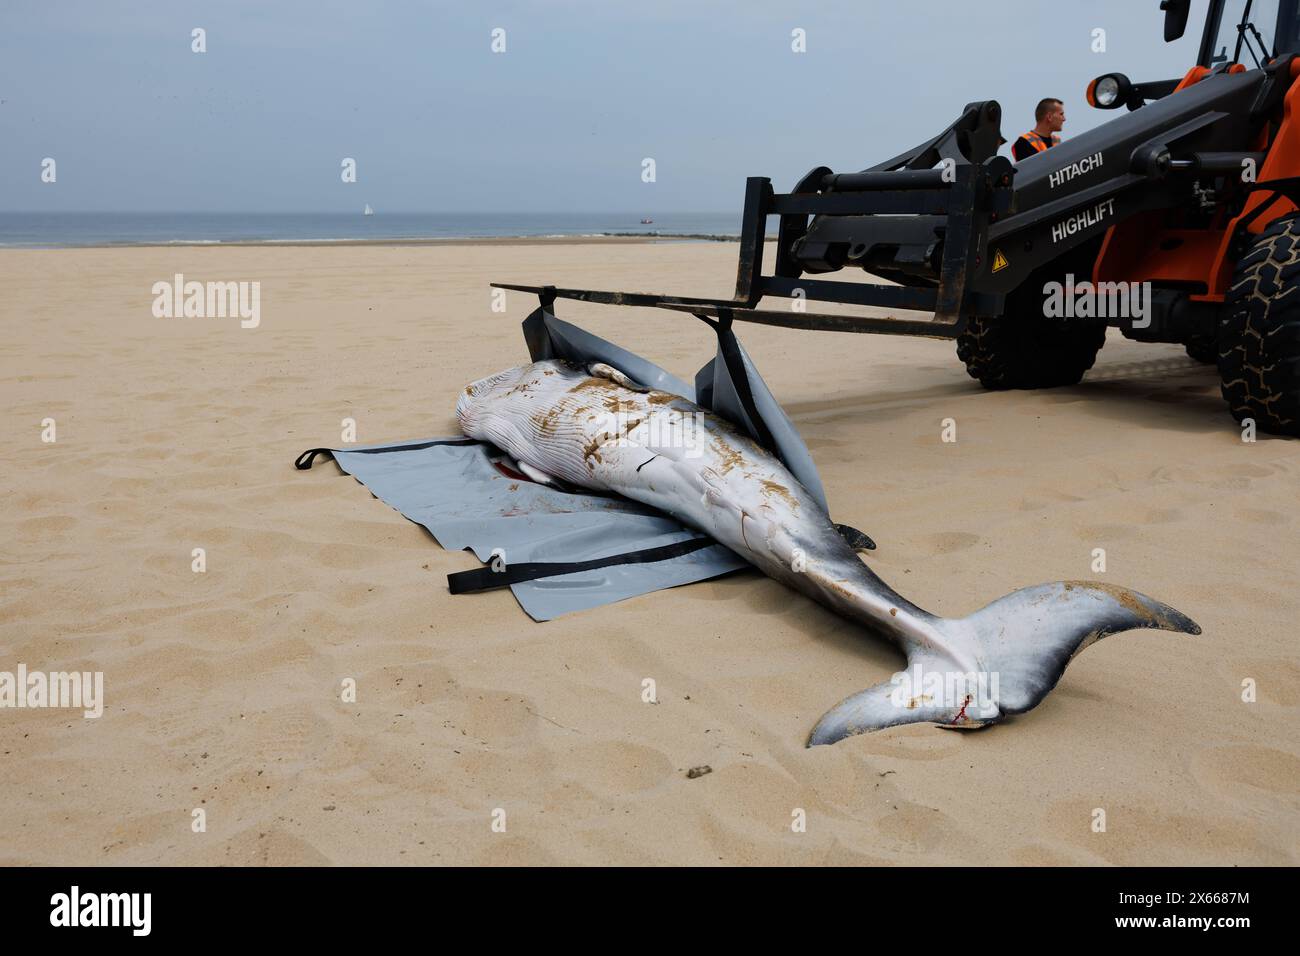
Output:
447,536,723,594
295,438,479,471
447,521,874,595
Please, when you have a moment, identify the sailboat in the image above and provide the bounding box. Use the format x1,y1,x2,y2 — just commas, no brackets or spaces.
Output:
363,204,374,216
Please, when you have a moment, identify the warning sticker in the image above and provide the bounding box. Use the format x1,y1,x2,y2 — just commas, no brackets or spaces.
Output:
992,249,1010,273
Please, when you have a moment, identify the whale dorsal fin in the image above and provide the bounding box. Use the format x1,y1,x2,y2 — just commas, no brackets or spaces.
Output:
588,362,649,393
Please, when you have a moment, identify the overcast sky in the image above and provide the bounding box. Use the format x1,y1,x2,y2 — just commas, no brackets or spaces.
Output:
0,0,1212,213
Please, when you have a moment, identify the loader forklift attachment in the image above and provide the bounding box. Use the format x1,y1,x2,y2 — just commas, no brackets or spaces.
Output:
494,101,1015,338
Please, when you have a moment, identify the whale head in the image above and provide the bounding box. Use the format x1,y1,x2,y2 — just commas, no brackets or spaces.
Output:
462,366,528,400
456,365,530,425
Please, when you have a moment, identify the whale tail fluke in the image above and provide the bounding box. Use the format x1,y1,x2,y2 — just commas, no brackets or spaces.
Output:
807,581,1200,747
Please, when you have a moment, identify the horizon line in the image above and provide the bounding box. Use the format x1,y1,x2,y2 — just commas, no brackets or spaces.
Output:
0,209,740,216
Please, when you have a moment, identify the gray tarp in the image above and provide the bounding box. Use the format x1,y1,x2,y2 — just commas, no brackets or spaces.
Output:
295,306,864,621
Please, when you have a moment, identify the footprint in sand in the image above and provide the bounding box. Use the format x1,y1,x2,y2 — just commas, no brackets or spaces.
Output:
1234,507,1291,526
841,723,966,762
916,531,981,555
136,390,186,403
1075,522,1137,542
874,800,974,856
215,827,333,866
16,514,77,536
1220,462,1277,479
1042,798,1285,865
245,705,332,767
1190,744,1300,803
1230,658,1300,707
1017,490,1085,510
558,740,675,798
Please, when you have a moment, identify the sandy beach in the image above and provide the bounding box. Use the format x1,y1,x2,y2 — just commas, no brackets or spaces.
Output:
1,240,1296,866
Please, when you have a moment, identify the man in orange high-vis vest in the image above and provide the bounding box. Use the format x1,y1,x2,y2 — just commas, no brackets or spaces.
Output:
1012,98,1065,161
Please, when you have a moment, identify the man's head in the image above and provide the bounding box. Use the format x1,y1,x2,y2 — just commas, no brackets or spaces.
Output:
1036,98,1065,133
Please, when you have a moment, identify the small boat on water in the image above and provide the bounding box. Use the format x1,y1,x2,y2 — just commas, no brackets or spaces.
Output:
640,218,653,224
364,204,374,216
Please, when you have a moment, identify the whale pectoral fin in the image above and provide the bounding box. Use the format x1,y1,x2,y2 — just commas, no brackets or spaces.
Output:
516,461,557,485
588,362,650,392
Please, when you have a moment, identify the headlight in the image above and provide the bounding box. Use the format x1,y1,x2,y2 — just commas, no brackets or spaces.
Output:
1095,76,1121,107
1088,73,1132,110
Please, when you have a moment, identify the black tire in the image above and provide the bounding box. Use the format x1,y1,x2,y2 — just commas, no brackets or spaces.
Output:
1218,214,1300,437
957,294,1106,390
1185,335,1218,365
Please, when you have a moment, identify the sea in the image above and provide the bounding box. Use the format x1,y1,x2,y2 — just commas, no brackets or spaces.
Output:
0,212,748,248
